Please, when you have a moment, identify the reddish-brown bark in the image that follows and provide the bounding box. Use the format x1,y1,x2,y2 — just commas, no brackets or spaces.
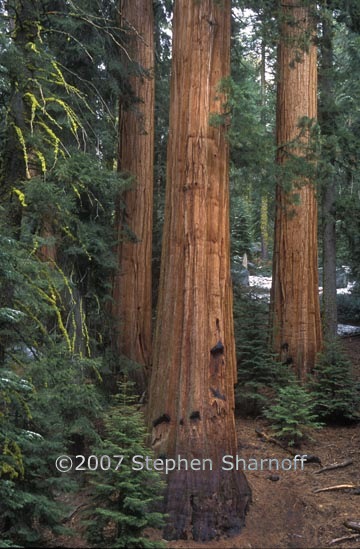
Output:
147,0,250,540
112,0,154,385
271,0,322,380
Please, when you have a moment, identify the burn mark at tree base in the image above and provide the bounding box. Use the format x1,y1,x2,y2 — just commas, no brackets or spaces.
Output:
281,342,293,366
151,414,171,450
210,340,224,356
152,413,171,428
210,387,226,400
163,467,251,541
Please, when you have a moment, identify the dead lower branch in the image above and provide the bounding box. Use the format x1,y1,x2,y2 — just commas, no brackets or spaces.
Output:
314,484,360,493
255,429,322,465
328,520,360,545
255,428,295,456
329,533,360,545
314,458,353,474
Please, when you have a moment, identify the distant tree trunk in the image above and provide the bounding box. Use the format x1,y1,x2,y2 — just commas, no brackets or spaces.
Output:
271,0,322,381
260,194,269,261
112,0,154,388
38,217,57,264
147,0,250,540
260,38,269,261
322,181,337,340
320,6,337,341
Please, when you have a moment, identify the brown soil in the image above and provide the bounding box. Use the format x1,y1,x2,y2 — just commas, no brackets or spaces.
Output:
167,418,360,549
52,337,360,549
168,337,360,549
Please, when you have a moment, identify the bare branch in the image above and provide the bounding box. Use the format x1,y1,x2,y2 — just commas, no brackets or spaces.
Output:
314,484,359,493
329,534,360,545
314,459,353,475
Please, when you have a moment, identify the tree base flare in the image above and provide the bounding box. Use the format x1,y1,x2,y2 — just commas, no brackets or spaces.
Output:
163,467,251,541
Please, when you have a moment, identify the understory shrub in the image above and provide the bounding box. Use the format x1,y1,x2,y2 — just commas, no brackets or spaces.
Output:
86,383,165,549
309,341,360,422
234,287,284,415
265,381,323,447
0,345,105,547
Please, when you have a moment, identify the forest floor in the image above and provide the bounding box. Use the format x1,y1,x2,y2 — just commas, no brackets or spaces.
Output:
51,336,360,549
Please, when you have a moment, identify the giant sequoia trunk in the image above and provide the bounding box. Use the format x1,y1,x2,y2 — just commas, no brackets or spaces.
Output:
112,0,154,385
271,0,322,381
147,0,250,540
320,7,338,341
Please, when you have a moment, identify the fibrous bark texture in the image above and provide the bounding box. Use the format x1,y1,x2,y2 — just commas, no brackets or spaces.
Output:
320,7,338,340
271,0,322,381
147,0,250,540
112,0,154,383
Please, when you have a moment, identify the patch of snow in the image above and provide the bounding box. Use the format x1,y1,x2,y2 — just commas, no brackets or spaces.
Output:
23,430,43,440
251,275,356,295
249,292,270,302
249,275,272,290
15,346,37,359
248,273,360,336
337,282,356,295
19,379,33,390
1,376,32,391
24,347,36,358
0,308,25,323
337,324,360,336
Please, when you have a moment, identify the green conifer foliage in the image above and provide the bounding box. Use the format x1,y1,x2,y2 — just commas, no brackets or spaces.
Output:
0,343,105,546
310,341,360,422
0,235,106,541
86,384,165,548
265,382,323,447
23,152,128,355
234,287,279,415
